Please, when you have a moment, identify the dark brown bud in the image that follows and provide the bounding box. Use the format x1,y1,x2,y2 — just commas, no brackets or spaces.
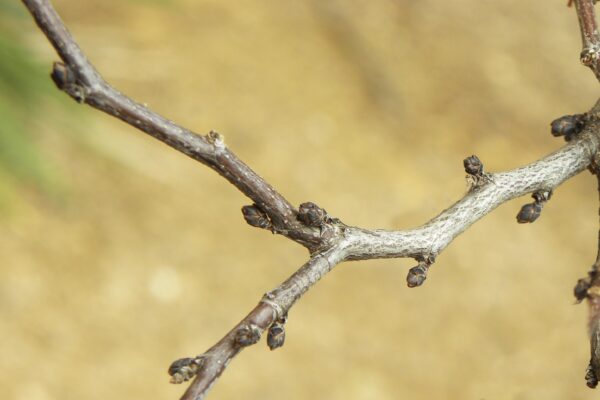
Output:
242,204,271,229
463,155,483,176
406,264,429,288
574,278,591,304
516,203,542,224
50,61,86,102
168,357,203,384
297,202,327,227
586,363,598,389
235,324,262,347
267,321,286,351
50,61,75,89
550,114,585,138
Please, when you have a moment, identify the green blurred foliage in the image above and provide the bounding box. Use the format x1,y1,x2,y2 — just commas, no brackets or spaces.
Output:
0,1,68,211
0,0,174,213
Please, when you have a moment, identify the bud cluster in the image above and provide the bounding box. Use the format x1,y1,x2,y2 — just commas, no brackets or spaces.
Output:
550,114,585,141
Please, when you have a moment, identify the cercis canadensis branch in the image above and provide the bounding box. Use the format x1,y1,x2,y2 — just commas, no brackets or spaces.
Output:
175,116,600,400
20,0,600,399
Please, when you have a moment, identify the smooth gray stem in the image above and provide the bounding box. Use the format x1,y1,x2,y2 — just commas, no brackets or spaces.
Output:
344,134,599,260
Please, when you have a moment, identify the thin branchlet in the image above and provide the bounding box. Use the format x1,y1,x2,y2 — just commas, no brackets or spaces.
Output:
574,0,600,81
21,0,320,250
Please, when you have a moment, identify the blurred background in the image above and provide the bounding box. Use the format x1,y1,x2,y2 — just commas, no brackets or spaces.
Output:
1,0,599,399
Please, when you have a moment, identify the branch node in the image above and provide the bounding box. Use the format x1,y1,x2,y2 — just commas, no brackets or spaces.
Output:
532,190,553,203
235,323,262,347
550,114,586,141
582,44,600,67
168,356,204,384
260,294,284,319
242,204,272,230
206,130,225,148
50,61,87,103
267,314,287,351
589,151,600,175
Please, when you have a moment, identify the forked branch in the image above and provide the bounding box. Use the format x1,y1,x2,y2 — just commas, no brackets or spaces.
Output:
175,122,600,400
20,0,600,399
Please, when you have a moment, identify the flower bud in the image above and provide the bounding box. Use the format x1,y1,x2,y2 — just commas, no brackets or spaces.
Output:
242,204,271,229
574,278,591,304
297,202,327,227
168,357,202,384
550,114,584,138
235,324,262,347
406,264,428,288
267,321,286,351
50,61,75,89
463,155,483,176
516,203,542,223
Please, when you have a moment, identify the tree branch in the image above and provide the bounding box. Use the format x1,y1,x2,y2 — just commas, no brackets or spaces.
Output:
574,0,600,81
587,170,600,388
177,248,348,400
344,135,599,260
20,0,600,399
21,0,322,250
173,113,600,399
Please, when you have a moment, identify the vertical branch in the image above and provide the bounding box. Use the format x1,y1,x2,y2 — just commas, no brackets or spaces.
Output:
587,171,600,388
574,0,600,81
571,0,600,387
594,173,600,272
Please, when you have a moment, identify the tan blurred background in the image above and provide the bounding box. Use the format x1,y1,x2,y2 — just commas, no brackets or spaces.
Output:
1,0,600,399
